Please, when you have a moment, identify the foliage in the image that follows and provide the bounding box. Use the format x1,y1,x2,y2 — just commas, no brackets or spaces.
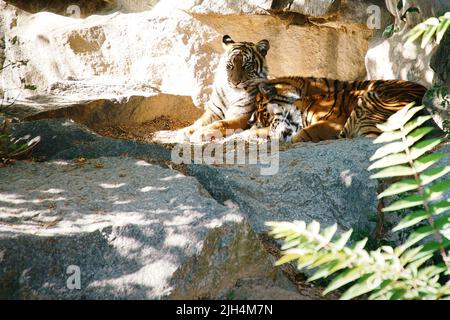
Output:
267,104,450,299
383,0,420,38
0,118,39,165
406,12,450,48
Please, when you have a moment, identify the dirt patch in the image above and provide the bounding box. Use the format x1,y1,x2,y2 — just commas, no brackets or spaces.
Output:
94,115,192,143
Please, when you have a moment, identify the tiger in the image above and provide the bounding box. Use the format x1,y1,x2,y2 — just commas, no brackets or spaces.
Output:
247,77,428,143
153,35,270,143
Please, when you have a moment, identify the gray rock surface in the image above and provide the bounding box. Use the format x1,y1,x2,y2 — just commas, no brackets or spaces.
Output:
0,156,293,299
2,117,448,299
431,31,450,87
423,86,449,132
188,138,381,233
10,118,171,161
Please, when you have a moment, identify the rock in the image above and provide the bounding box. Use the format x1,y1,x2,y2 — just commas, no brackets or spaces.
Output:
430,30,450,87
0,156,295,299
10,118,171,160
422,86,449,132
1,0,373,126
2,0,160,17
365,0,448,87
188,138,380,233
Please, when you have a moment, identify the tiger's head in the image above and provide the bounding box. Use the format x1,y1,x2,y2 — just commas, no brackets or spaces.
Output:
249,82,303,142
222,35,270,89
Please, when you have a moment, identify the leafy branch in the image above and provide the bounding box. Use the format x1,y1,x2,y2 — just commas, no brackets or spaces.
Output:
383,0,420,38
406,12,450,48
267,104,450,299
0,118,40,166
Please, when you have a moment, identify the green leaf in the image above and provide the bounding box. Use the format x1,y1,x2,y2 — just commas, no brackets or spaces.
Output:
406,28,426,44
383,194,425,212
307,220,320,234
397,0,403,11
407,254,433,270
383,24,395,38
275,252,302,266
425,179,450,199
414,153,447,173
434,214,450,231
308,261,339,281
341,273,380,300
403,115,433,136
376,104,421,132
368,153,409,170
420,166,450,186
378,178,419,199
353,238,368,251
402,226,434,250
400,246,424,265
430,200,450,215
436,18,450,44
370,141,406,161
281,239,301,250
373,129,403,143
333,230,353,250
421,24,438,48
410,138,444,160
296,253,318,270
370,165,414,179
393,210,429,232
321,224,337,244
370,127,434,161
311,251,341,268
406,126,435,145
324,267,364,295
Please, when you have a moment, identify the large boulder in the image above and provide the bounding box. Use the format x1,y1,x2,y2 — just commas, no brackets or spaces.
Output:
3,117,449,299
0,153,296,299
188,138,381,233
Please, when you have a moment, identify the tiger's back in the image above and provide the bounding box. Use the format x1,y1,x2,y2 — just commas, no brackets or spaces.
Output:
251,77,427,142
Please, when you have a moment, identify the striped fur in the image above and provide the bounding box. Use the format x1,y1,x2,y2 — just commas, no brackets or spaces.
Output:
249,77,427,143
185,35,270,141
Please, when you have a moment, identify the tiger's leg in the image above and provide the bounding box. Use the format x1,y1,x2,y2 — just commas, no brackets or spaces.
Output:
183,110,221,136
292,121,344,143
191,115,252,142
152,110,220,143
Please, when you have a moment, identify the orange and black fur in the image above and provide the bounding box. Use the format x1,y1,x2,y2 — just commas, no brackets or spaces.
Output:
248,77,428,142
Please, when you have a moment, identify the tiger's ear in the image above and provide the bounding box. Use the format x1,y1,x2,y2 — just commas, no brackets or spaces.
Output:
222,35,235,46
256,39,270,57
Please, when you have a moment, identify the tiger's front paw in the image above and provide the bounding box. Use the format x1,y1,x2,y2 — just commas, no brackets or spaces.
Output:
190,126,225,143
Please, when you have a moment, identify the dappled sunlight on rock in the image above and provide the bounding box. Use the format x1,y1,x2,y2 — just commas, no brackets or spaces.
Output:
40,188,65,194
135,160,152,167
89,260,177,298
140,186,168,192
159,173,185,181
99,182,127,189
340,170,357,188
